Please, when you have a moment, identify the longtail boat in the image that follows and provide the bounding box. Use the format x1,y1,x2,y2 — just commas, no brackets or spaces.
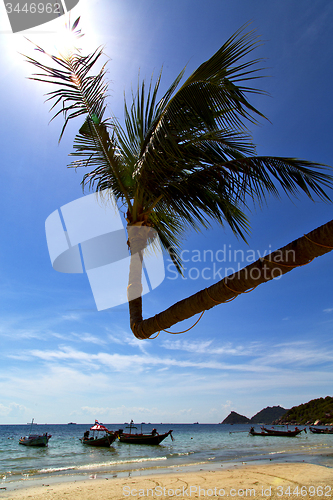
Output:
19,419,52,447
309,426,333,434
261,426,305,437
118,420,173,445
249,427,269,436
80,420,118,447
249,426,305,437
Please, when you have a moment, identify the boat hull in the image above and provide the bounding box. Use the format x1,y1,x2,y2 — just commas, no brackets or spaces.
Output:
249,429,268,436
19,434,51,447
309,427,333,434
118,430,173,445
249,426,304,437
80,433,117,447
261,427,304,437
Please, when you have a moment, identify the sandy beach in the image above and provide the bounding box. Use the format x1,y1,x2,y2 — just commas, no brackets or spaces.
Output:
1,463,333,500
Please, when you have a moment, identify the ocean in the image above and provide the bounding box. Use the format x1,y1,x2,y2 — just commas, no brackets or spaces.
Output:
1,423,333,491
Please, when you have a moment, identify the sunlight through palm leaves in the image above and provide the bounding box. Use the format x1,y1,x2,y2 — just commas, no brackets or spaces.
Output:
25,19,333,339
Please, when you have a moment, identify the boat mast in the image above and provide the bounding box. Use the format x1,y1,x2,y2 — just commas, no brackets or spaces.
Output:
29,418,34,435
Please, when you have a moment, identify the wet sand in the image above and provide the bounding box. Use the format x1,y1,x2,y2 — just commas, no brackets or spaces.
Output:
1,462,333,499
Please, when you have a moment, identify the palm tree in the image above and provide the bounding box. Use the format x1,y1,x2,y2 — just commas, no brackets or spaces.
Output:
25,20,333,339
135,218,333,338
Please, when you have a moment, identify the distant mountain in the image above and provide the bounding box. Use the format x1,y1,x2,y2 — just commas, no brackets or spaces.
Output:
221,411,251,424
221,406,287,425
274,396,333,425
250,406,287,424
221,398,333,426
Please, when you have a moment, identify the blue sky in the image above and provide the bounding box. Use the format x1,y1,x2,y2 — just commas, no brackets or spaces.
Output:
0,0,333,424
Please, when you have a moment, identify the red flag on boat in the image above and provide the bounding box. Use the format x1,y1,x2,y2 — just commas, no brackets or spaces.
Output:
90,420,108,432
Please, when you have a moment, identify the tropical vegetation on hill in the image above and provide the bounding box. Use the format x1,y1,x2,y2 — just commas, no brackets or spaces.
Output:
222,399,333,426
274,397,333,425
250,406,287,424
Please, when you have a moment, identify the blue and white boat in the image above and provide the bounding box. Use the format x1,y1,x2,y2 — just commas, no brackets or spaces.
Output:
19,419,52,447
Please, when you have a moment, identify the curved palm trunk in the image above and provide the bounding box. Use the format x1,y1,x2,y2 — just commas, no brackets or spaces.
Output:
131,219,333,339
127,225,150,332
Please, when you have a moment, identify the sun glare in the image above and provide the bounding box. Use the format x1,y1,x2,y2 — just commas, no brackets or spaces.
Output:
4,8,100,70
52,21,82,58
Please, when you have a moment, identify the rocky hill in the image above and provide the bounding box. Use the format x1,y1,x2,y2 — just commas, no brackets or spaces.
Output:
221,397,333,425
251,406,287,424
221,406,287,425
273,396,333,425
220,411,251,424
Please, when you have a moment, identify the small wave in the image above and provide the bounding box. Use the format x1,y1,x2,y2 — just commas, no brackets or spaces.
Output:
1,469,41,478
7,456,39,462
39,465,78,473
167,452,194,458
39,456,168,474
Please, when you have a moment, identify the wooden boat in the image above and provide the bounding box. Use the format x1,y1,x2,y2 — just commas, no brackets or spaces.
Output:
261,426,305,437
249,426,305,437
19,419,51,447
309,426,333,434
118,420,173,445
80,420,118,447
249,427,269,436
19,434,51,446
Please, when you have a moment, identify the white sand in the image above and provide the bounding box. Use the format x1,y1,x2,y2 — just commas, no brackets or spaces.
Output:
1,462,333,499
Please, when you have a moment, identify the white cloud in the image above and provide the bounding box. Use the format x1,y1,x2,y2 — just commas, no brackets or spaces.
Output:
7,336,333,379
1,352,333,424
106,328,149,353
161,339,213,353
2,332,333,423
70,332,107,346
162,339,262,357
0,402,27,417
61,313,82,321
21,345,276,373
254,343,333,367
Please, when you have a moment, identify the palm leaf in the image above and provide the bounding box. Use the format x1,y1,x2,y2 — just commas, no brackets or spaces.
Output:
25,20,333,275
24,19,132,208
132,24,267,178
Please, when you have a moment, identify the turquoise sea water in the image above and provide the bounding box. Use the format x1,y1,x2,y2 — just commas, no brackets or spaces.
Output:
1,423,333,490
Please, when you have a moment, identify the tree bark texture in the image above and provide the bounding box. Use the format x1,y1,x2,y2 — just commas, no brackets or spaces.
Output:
127,225,151,332
131,219,333,340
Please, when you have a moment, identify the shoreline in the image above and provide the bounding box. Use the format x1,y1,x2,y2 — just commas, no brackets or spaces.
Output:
1,461,333,500
1,453,333,498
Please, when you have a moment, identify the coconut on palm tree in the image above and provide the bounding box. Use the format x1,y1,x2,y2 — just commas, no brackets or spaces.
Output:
25,19,333,339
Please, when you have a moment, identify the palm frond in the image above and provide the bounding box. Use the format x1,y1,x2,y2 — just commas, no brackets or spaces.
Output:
26,21,333,276
25,45,107,140
24,18,132,208
132,24,267,180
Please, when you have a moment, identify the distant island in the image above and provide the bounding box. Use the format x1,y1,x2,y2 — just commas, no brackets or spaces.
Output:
221,406,287,425
221,396,333,425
